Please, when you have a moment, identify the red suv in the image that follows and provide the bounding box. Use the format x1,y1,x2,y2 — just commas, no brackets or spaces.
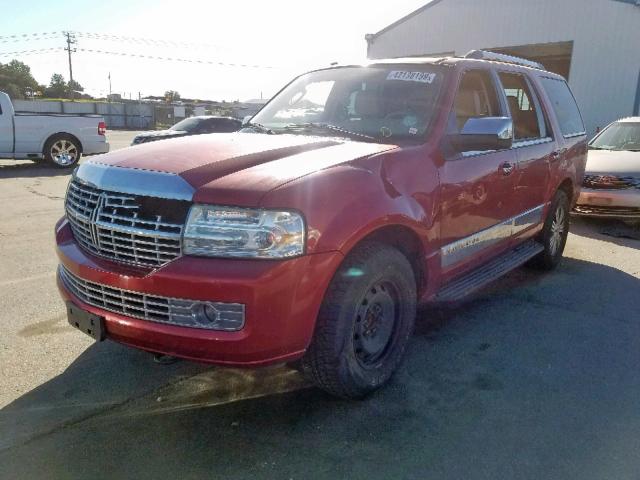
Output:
56,51,587,398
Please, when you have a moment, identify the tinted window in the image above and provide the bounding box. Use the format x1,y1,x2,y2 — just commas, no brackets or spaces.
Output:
170,117,202,132
540,77,585,137
219,119,241,132
198,119,221,133
452,70,500,131
498,72,543,140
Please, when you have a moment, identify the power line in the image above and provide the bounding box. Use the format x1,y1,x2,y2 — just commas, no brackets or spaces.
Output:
0,32,62,44
0,47,64,57
72,31,224,50
75,48,277,69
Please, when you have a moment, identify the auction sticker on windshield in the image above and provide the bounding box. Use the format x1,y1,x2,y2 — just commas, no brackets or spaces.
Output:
386,71,437,83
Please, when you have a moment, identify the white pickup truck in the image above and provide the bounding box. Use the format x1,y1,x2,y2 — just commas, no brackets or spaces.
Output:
0,91,109,168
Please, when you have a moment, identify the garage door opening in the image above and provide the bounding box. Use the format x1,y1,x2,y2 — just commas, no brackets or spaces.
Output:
488,41,574,80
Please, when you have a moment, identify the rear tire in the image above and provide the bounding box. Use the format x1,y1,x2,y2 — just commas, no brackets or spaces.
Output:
528,190,570,270
302,242,417,399
44,134,82,168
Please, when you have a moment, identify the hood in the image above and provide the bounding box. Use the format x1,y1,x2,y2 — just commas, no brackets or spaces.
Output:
90,132,397,205
586,149,640,176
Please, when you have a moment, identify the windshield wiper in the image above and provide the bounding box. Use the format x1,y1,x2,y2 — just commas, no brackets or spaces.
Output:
282,122,378,142
244,122,275,134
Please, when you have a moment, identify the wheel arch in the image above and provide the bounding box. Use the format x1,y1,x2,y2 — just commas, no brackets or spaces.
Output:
42,132,84,155
339,223,427,297
557,177,574,205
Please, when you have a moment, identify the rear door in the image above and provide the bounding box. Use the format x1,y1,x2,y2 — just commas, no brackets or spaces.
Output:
0,102,13,154
439,68,519,276
496,70,554,236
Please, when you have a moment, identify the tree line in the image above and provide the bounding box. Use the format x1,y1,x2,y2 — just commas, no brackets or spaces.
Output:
0,59,183,103
0,59,85,100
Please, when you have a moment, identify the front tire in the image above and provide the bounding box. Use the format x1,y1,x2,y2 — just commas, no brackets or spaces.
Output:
44,134,82,168
302,242,417,399
529,190,570,270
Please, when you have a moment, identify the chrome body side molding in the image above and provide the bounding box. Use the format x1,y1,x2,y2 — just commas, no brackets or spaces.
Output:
74,161,195,201
441,204,546,267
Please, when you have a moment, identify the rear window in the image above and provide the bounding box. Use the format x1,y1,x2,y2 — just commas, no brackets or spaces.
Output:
540,77,585,138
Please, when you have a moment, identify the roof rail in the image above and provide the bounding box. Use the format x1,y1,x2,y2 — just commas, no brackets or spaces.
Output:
464,50,545,70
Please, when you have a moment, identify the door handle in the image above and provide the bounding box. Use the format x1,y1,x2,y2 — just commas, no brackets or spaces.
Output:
500,162,514,176
550,150,563,162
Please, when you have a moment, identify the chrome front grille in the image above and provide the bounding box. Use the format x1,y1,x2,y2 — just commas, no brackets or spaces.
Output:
65,179,185,267
583,174,640,190
59,265,245,330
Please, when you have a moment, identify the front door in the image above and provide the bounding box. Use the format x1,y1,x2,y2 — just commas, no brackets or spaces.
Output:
439,68,519,277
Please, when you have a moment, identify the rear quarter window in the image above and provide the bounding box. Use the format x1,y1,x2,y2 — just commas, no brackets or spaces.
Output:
540,77,585,138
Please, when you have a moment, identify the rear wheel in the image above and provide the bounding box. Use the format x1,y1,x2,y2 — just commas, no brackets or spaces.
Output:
528,190,570,270
302,242,417,399
44,134,82,168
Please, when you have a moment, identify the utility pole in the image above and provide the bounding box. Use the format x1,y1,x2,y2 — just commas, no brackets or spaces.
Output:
64,32,77,101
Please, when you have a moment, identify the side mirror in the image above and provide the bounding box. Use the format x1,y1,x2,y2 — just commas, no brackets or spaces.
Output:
451,117,513,152
242,115,253,126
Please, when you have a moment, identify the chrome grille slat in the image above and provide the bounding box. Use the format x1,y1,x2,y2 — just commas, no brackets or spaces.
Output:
65,179,184,268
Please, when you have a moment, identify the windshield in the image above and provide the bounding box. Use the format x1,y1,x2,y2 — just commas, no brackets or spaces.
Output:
250,65,446,142
170,117,202,132
590,122,640,151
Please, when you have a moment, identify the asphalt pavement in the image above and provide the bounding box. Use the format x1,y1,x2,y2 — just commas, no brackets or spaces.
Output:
0,131,639,479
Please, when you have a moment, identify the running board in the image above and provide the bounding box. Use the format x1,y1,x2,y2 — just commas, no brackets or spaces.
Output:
434,240,544,302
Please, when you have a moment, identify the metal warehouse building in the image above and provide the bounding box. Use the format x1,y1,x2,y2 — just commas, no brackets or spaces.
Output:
366,0,640,137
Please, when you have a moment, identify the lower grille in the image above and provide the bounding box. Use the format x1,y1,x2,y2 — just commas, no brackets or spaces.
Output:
59,265,245,331
573,205,640,217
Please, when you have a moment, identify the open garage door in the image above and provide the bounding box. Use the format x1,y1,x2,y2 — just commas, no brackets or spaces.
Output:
488,41,573,80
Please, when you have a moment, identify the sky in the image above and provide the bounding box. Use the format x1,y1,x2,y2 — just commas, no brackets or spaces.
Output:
0,0,429,102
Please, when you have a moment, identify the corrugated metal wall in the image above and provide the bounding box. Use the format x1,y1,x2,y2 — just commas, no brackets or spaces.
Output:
367,0,640,136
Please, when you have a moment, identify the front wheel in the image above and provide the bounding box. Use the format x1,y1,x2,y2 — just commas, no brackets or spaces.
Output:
302,242,417,399
528,190,570,270
44,135,82,168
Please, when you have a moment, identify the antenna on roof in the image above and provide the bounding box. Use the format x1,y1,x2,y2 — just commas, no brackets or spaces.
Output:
464,50,545,70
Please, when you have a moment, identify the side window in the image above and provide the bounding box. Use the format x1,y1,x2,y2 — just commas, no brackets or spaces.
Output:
452,70,500,131
200,119,225,133
540,77,585,138
498,72,545,140
222,120,241,132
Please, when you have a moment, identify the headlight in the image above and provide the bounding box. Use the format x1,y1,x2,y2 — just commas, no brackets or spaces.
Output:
183,205,305,259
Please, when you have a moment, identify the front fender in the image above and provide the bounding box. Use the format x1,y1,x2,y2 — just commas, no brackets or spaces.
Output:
260,149,440,257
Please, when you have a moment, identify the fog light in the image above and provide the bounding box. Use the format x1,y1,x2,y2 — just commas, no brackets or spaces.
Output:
191,302,222,326
168,299,245,331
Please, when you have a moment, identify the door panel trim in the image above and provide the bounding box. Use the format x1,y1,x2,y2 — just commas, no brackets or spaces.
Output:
513,137,552,148
441,204,546,267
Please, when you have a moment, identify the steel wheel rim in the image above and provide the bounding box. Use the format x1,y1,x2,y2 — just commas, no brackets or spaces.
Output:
353,281,398,367
549,204,566,256
50,139,78,166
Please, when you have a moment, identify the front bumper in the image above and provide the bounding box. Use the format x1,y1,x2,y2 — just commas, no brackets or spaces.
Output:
573,188,640,218
55,218,343,366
